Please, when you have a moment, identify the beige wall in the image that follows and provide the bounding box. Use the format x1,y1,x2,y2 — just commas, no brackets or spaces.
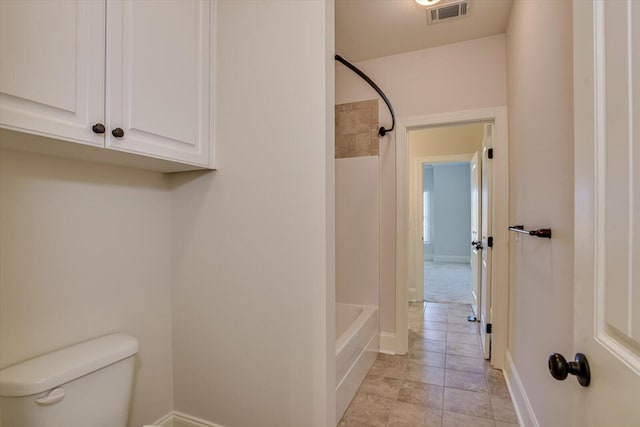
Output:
506,1,574,425
0,149,174,427
409,124,484,158
336,35,507,333
170,1,335,426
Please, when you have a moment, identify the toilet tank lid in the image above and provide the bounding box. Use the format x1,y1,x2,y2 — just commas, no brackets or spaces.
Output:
0,333,138,397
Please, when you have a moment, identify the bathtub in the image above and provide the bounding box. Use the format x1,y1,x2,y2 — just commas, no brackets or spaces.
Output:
335,303,379,423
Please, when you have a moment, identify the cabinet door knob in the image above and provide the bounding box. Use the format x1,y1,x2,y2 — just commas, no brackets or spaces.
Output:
92,123,106,134
111,128,125,138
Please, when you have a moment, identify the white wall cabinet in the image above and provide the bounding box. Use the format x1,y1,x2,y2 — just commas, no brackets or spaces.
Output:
0,0,213,170
0,0,106,148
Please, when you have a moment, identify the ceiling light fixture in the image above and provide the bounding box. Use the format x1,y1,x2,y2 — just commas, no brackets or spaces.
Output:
415,0,441,6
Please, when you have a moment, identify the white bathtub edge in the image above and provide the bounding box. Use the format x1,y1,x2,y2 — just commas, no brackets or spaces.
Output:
336,304,376,354
336,331,378,424
335,305,379,424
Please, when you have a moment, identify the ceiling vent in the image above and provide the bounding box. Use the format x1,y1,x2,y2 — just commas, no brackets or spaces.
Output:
426,0,470,25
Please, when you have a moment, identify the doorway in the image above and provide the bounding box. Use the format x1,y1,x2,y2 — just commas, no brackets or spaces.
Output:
407,124,483,310
395,107,509,369
407,128,482,301
410,123,491,358
423,161,474,303
419,158,476,303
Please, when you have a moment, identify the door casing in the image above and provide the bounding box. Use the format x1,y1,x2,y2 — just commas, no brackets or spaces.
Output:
395,107,509,369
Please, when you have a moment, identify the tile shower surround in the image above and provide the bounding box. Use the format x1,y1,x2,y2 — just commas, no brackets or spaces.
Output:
339,302,519,427
335,99,379,159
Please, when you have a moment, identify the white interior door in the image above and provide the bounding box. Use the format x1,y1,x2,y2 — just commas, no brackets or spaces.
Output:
573,1,640,424
416,163,425,302
470,152,481,320
480,125,493,359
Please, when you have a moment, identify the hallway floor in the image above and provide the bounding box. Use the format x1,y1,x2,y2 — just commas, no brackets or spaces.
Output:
338,302,519,427
424,262,474,305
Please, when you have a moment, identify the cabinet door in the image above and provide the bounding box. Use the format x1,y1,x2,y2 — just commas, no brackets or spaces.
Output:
0,0,105,146
106,0,212,166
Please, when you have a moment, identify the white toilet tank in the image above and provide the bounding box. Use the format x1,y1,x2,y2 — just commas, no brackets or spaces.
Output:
0,333,138,427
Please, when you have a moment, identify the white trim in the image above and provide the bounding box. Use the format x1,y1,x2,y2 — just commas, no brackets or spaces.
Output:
396,106,509,368
151,411,175,427
152,411,226,427
209,0,218,169
396,119,410,354
503,351,540,427
378,332,397,354
417,153,476,163
432,255,470,263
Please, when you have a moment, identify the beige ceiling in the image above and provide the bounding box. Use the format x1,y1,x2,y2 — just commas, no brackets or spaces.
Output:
336,0,514,62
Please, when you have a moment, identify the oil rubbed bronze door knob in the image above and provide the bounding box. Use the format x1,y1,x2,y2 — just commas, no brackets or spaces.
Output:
92,123,106,134
548,353,590,387
111,128,124,138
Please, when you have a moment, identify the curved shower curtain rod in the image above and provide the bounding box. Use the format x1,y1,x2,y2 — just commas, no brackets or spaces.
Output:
335,54,395,137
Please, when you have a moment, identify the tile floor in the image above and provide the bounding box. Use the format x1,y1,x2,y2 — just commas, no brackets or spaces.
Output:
338,302,520,427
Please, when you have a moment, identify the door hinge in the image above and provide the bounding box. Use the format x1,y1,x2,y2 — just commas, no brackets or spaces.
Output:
487,236,493,247
488,148,494,159
486,323,492,334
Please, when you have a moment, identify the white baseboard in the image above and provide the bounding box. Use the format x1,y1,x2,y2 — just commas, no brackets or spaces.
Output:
433,255,470,263
152,411,225,427
379,332,397,354
503,351,540,427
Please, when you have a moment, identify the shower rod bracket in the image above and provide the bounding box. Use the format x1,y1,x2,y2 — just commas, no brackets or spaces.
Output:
335,54,395,137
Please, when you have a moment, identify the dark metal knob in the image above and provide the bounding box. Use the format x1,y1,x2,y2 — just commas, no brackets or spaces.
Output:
92,123,105,134
548,353,590,387
111,128,124,138
472,241,483,250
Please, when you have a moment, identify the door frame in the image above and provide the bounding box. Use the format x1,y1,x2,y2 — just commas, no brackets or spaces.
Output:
410,153,476,302
395,106,509,369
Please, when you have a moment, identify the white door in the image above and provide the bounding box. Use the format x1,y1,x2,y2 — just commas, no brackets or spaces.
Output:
573,1,640,424
470,151,481,320
106,0,211,166
415,162,426,302
0,0,105,146
480,125,493,359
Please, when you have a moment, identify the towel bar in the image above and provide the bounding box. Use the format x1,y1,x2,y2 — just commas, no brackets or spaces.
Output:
508,225,552,239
